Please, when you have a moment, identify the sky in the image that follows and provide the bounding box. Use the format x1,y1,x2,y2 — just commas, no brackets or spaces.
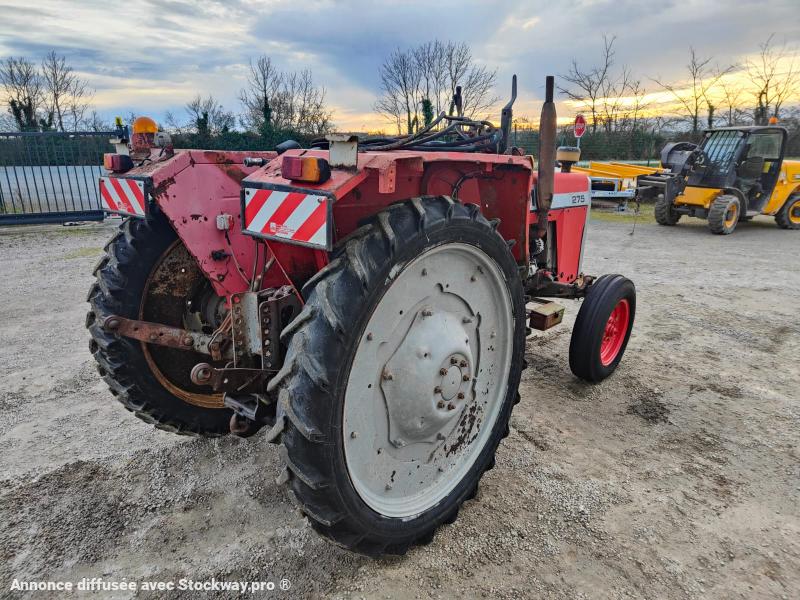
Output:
0,0,798,132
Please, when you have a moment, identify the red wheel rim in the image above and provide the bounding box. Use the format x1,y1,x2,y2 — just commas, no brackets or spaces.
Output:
599,299,630,366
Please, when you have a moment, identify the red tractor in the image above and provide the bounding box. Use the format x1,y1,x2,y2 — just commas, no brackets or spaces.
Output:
88,76,635,555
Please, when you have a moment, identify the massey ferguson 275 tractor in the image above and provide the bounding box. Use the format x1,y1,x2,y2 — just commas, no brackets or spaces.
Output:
87,76,636,555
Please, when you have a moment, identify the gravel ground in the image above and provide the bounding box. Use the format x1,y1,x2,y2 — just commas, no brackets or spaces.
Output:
0,214,798,599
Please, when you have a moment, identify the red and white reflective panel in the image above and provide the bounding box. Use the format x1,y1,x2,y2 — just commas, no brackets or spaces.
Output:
243,187,328,248
99,176,146,216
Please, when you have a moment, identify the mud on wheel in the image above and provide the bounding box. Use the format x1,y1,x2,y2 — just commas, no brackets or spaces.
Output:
269,196,526,555
86,213,232,436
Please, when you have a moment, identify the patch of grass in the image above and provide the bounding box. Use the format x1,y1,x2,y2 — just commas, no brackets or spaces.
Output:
63,247,103,259
590,202,656,225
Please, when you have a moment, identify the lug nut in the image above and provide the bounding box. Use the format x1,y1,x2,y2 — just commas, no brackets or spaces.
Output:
437,400,445,409
350,431,358,439
462,374,470,381
434,386,442,394
450,357,458,365
457,392,465,399
366,332,373,341
422,309,432,317
460,360,467,367
421,268,427,276
470,275,477,282
439,368,447,376
447,403,455,410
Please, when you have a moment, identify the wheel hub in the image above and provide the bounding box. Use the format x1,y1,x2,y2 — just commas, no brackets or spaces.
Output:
381,310,475,447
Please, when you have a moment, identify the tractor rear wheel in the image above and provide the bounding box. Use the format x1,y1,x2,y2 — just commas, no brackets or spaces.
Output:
270,196,526,555
654,194,681,226
775,194,800,230
86,214,232,436
708,194,740,234
569,275,636,383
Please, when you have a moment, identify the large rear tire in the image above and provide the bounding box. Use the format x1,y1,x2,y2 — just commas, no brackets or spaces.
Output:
569,275,636,383
708,194,740,235
775,194,800,230
270,196,526,555
86,214,232,436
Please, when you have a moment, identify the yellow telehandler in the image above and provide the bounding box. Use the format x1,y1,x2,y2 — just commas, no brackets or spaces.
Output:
637,126,800,234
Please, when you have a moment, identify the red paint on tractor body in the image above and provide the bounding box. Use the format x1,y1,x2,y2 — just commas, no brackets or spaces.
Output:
101,145,591,302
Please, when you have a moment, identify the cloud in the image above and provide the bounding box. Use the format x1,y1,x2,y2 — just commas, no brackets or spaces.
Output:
0,0,797,131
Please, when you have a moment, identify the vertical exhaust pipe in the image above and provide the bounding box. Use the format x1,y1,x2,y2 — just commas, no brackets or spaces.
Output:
536,76,557,239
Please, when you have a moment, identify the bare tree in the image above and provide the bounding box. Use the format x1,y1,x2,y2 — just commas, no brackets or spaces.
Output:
40,51,93,131
717,73,749,126
376,47,422,134
274,69,332,135
376,40,497,134
560,36,652,137
559,35,616,134
166,95,235,135
748,34,799,124
239,56,332,136
84,110,110,132
0,56,44,131
442,42,497,119
653,48,731,133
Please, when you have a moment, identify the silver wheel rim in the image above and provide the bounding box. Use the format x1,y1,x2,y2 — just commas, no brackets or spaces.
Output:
343,242,514,518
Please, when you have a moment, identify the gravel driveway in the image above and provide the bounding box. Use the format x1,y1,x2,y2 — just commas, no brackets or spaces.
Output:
1,214,797,599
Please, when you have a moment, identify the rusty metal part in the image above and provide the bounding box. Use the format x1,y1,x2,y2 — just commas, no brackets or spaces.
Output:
228,285,300,368
190,362,270,394
101,315,227,356
225,394,272,437
536,75,557,239
229,413,262,437
139,239,228,409
526,271,594,299
527,299,565,331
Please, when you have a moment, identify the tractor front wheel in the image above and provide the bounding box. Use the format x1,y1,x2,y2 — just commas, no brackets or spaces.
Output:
569,275,636,383
270,196,526,555
775,194,800,230
708,194,740,235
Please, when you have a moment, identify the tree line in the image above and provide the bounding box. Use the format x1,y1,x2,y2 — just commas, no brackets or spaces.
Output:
0,52,97,132
556,34,799,139
1,36,798,160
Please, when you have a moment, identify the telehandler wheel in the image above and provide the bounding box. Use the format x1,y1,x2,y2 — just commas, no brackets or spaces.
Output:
86,214,232,436
654,194,681,226
271,196,526,556
569,275,636,383
775,194,800,230
707,194,740,235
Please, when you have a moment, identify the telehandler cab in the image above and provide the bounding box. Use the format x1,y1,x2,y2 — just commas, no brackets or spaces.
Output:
88,76,637,556
637,126,800,234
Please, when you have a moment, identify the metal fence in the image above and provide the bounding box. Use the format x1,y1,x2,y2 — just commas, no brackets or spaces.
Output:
0,131,115,225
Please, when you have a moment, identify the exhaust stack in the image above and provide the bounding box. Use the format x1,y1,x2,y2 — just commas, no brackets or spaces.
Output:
536,75,557,239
